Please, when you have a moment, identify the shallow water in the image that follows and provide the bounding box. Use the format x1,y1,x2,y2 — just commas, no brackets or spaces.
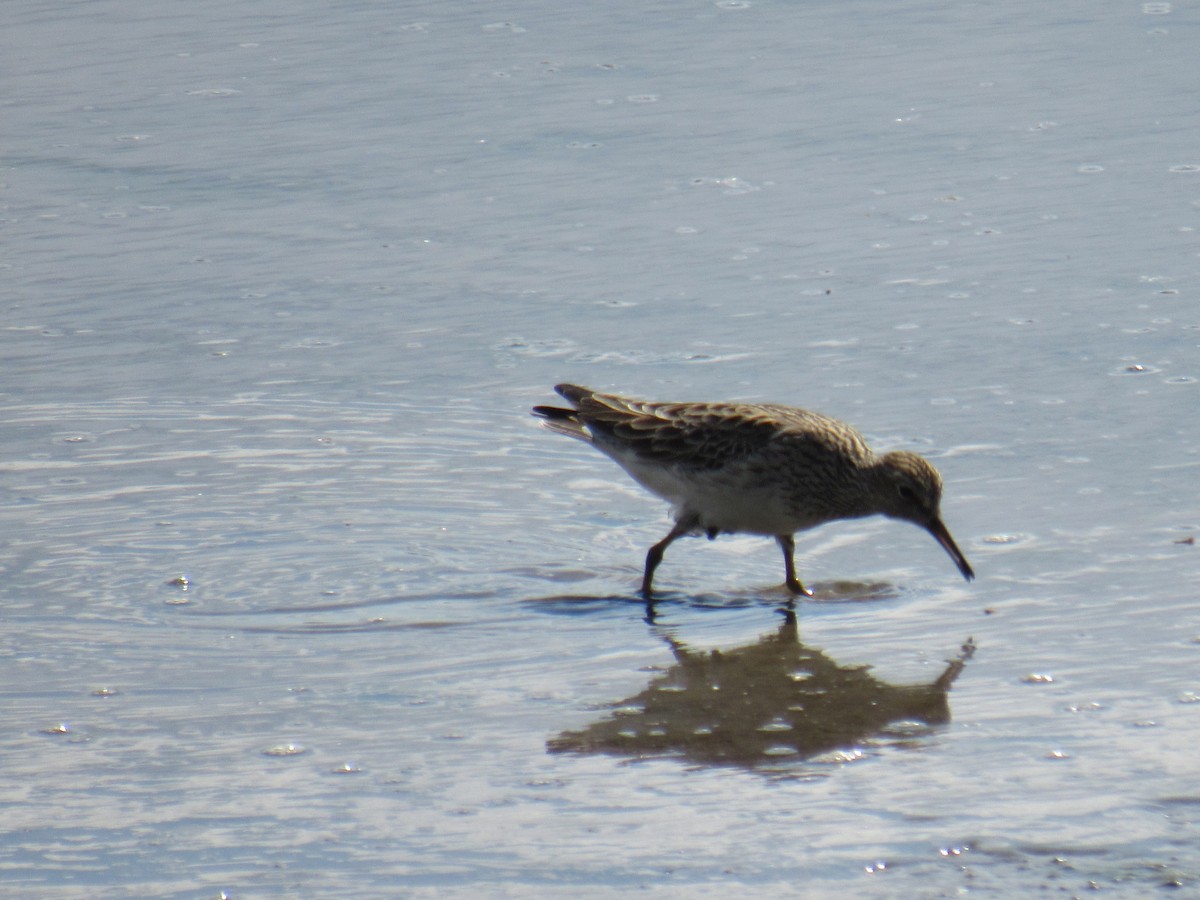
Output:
3,0,1200,896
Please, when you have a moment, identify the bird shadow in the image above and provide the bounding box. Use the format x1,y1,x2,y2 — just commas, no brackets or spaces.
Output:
522,579,903,622
548,609,976,774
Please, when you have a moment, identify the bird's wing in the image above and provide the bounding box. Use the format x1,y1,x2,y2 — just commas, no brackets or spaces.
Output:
560,385,801,469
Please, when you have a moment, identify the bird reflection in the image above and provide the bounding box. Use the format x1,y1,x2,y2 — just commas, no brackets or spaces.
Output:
549,611,974,769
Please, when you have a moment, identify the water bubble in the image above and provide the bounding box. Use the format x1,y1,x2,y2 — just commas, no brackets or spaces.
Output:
262,743,307,757
1022,672,1055,684
757,719,793,733
763,745,798,756
983,534,1027,544
1112,363,1160,376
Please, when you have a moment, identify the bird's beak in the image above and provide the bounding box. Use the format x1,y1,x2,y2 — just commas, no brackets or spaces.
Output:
926,517,975,582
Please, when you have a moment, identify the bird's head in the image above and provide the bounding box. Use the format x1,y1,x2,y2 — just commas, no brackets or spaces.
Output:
875,450,974,582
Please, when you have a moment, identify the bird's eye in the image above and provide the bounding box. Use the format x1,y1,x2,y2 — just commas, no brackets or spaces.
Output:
897,485,917,503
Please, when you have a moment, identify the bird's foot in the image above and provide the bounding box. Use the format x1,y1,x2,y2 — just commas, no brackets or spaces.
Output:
639,583,660,623
785,578,814,597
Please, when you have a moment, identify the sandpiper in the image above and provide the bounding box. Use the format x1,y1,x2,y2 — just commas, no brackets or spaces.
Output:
533,383,974,598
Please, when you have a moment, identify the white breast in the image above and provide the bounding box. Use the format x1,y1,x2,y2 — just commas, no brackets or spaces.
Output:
612,453,803,536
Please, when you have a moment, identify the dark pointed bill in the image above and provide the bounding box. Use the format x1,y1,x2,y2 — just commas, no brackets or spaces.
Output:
926,518,975,582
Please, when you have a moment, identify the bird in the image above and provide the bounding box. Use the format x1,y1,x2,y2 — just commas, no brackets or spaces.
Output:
532,383,974,599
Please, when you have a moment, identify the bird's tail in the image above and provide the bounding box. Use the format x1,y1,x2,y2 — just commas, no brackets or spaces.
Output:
531,399,590,441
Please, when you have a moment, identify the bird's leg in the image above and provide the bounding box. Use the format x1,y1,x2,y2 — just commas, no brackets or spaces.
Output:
776,534,814,597
642,515,698,599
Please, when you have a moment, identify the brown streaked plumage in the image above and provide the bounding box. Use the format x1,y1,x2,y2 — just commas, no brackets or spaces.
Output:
532,383,974,598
